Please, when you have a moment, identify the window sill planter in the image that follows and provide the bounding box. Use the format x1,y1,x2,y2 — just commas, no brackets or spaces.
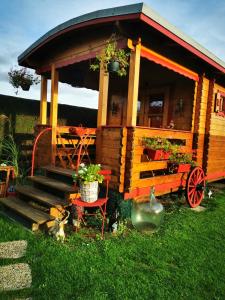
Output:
144,148,170,160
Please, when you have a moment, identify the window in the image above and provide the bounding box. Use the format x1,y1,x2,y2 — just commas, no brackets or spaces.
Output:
215,92,225,117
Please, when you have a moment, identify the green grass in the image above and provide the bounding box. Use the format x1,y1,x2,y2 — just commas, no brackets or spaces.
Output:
0,186,225,300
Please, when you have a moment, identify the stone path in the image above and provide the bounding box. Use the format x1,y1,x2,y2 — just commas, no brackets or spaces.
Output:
0,263,32,291
0,240,32,297
0,240,27,259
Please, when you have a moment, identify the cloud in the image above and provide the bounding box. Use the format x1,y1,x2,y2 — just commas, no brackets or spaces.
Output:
1,0,225,108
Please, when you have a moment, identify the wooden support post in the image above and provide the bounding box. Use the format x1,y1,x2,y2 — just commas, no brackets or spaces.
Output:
50,64,59,165
97,64,109,128
192,75,209,167
40,75,48,125
126,40,141,126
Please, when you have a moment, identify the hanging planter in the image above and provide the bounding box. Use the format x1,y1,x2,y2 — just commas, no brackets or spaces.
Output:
108,61,120,73
8,67,40,94
21,82,31,91
90,34,130,77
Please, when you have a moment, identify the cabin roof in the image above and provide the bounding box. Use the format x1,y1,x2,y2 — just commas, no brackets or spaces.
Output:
18,2,225,74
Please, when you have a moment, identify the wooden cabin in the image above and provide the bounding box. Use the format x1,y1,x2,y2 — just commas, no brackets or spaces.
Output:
1,3,225,229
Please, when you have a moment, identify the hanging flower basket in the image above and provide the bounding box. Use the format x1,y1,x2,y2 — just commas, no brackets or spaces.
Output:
79,181,98,203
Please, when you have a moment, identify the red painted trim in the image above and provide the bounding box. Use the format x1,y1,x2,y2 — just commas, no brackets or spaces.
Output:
140,13,225,74
206,171,225,181
21,13,140,64
141,47,199,81
124,179,186,199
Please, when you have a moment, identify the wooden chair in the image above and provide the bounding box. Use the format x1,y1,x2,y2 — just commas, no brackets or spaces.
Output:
71,170,111,239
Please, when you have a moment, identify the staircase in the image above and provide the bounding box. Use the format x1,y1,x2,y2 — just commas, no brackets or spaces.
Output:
0,166,77,231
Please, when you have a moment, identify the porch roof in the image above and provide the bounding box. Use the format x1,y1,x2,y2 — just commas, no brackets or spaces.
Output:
18,2,225,74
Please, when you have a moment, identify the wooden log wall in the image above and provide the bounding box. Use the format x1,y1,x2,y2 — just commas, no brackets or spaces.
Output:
96,127,127,192
205,82,225,180
124,127,193,199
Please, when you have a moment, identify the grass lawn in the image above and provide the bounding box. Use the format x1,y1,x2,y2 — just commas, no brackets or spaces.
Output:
0,184,225,300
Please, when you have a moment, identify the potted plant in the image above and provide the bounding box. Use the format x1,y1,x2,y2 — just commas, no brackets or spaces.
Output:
8,67,40,94
168,152,195,173
72,163,104,203
90,35,130,76
142,137,173,160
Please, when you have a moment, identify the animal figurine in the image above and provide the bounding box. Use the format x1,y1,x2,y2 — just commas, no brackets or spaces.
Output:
49,210,70,242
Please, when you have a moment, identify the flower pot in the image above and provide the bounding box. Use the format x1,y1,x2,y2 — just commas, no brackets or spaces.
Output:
21,83,31,91
108,61,120,73
79,181,98,203
145,148,170,160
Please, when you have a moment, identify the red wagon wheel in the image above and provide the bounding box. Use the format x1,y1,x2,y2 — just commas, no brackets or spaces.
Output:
186,167,205,208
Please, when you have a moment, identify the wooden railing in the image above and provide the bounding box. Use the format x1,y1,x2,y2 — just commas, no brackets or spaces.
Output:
124,127,193,198
32,126,96,174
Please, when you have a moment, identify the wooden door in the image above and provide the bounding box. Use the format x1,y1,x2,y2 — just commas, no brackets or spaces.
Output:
142,87,170,128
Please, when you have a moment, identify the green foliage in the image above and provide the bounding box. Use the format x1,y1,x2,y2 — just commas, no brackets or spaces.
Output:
143,136,173,152
72,163,104,184
90,35,130,76
0,115,28,180
1,187,225,299
169,152,195,166
8,67,40,94
0,134,20,177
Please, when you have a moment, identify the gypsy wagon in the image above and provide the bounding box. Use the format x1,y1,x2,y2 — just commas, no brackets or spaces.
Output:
1,3,225,229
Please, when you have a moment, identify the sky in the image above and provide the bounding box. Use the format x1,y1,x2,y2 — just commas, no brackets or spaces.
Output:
1,0,225,109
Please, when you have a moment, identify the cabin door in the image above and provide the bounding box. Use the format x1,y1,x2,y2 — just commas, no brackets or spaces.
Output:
142,87,170,128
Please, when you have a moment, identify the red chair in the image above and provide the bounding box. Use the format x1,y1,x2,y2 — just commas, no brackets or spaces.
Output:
71,170,111,239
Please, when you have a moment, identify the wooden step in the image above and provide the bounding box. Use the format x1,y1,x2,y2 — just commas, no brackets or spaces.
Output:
0,197,54,226
16,185,70,208
42,166,74,178
28,176,75,193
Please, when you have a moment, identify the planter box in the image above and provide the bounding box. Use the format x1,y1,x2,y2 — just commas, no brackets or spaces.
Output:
145,148,170,161
168,163,191,173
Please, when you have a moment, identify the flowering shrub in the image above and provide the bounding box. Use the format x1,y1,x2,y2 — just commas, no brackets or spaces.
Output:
72,163,104,184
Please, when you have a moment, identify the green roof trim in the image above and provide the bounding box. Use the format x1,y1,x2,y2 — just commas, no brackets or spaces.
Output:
18,2,225,71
